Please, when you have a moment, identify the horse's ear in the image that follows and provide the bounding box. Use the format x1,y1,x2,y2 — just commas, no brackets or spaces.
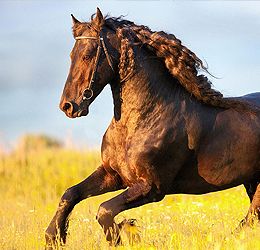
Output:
71,14,81,25
93,7,104,28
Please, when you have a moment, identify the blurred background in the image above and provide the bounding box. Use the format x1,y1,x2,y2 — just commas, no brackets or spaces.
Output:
1,1,260,151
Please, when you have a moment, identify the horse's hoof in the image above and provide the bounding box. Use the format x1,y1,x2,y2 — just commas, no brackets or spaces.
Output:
109,237,123,247
233,216,259,235
45,229,65,249
45,244,55,250
118,218,137,228
45,232,57,249
118,218,141,245
45,224,67,248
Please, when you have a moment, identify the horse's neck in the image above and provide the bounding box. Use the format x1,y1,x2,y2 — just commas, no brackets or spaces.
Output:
110,51,218,150
116,53,191,121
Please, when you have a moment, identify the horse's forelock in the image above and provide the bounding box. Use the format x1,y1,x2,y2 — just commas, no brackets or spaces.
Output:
72,12,106,38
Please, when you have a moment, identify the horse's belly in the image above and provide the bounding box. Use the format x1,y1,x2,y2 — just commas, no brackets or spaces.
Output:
170,176,241,195
168,159,242,195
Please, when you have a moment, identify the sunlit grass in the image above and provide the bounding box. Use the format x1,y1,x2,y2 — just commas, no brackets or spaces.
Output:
1,144,260,249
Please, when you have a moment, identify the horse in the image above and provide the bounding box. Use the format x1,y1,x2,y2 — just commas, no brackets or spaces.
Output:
45,8,260,248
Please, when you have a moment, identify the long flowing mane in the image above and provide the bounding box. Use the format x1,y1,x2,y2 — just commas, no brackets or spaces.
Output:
103,17,259,113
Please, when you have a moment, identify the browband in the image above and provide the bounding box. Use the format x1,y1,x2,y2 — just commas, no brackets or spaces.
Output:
75,36,102,40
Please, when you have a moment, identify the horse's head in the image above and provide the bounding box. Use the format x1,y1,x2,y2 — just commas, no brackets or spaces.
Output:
60,8,120,118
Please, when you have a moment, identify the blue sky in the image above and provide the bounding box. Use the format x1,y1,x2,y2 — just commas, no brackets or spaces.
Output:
0,1,260,149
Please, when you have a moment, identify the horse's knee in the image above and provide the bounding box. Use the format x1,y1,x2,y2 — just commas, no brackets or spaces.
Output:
60,186,80,206
96,202,113,225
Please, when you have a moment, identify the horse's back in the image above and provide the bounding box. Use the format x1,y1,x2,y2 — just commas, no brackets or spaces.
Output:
240,92,260,107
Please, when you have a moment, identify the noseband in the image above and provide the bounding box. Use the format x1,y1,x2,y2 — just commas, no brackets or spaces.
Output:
75,33,114,101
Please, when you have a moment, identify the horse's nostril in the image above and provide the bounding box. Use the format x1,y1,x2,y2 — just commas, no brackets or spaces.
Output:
62,102,72,112
61,101,79,117
64,103,71,110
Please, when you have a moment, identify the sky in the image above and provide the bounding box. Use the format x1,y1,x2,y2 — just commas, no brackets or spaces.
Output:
0,1,260,150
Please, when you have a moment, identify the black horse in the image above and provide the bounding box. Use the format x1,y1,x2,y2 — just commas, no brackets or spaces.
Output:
46,8,260,247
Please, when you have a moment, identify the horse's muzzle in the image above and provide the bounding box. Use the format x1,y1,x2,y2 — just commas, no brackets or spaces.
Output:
60,100,89,118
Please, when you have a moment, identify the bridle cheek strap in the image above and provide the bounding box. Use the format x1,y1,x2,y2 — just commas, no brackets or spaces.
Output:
75,34,114,101
101,38,114,71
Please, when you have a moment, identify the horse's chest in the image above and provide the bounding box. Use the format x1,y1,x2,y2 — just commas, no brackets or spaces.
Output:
101,119,183,186
102,120,172,161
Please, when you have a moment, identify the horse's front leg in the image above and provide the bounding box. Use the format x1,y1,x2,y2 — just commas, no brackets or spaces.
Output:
45,165,124,248
96,180,165,245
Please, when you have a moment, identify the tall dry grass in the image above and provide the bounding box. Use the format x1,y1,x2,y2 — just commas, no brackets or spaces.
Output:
0,135,260,249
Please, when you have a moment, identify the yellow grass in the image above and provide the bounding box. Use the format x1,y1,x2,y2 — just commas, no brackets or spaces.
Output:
1,147,260,249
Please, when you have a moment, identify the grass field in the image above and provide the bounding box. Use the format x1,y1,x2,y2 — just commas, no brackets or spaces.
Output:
1,140,260,250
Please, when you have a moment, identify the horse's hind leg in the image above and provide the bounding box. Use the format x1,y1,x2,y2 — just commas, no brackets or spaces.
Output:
239,181,260,228
45,166,124,248
96,180,164,245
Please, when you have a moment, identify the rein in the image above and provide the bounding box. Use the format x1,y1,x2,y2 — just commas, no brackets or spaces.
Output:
75,33,114,101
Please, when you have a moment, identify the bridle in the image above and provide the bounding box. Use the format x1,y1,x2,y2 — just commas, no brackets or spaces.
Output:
75,32,114,102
